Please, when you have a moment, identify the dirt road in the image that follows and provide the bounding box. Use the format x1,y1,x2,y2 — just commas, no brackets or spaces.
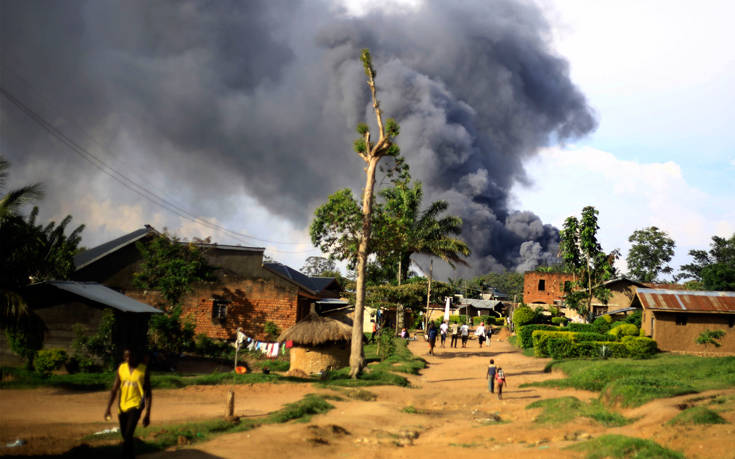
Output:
2,333,734,458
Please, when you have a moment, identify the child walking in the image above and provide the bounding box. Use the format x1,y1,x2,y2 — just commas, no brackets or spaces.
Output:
495,366,508,400
486,359,496,393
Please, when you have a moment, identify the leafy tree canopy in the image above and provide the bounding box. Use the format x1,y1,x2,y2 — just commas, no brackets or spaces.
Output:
133,232,214,308
626,226,676,283
679,233,735,291
300,256,337,277
559,206,619,321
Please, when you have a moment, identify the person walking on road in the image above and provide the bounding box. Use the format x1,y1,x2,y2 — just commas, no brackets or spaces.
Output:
475,322,486,348
460,322,470,348
427,322,438,356
495,366,508,400
104,349,152,459
486,359,497,393
439,320,449,347
485,325,493,348
450,322,459,348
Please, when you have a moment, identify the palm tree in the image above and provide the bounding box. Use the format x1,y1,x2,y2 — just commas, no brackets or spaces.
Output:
0,156,43,328
380,182,471,329
0,157,42,220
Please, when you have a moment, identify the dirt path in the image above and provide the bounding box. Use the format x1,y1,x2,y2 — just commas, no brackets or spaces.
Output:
2,334,734,458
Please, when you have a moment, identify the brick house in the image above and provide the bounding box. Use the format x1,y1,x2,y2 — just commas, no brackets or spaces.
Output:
72,226,338,341
523,272,574,306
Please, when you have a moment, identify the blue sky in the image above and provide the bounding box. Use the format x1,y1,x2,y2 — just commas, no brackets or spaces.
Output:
509,0,735,275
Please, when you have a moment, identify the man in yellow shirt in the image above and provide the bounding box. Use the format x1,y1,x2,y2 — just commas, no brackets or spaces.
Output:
104,349,152,458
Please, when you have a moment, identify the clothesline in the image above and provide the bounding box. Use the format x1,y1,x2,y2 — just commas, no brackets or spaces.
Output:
235,332,285,359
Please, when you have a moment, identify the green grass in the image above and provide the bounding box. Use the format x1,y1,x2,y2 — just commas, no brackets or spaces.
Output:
449,442,482,448
667,406,727,425
566,434,685,459
523,354,735,407
68,393,333,457
526,397,630,426
402,405,419,414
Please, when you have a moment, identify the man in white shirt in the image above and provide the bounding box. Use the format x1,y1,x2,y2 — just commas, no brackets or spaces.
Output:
439,321,449,347
460,322,470,347
475,322,486,348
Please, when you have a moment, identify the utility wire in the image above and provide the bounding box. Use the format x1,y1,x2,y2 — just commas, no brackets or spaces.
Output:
0,86,319,253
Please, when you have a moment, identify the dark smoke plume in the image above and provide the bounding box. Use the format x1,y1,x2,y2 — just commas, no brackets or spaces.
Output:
0,0,595,276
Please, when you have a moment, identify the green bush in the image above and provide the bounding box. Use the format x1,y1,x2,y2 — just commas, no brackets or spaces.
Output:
609,323,639,339
193,334,232,359
551,317,569,326
71,309,119,370
513,306,536,328
548,336,575,360
448,315,463,324
570,341,627,359
532,331,573,357
518,324,559,348
494,317,506,326
34,348,67,376
574,332,617,342
264,321,281,341
622,336,658,359
624,310,642,328
568,323,595,333
593,315,613,334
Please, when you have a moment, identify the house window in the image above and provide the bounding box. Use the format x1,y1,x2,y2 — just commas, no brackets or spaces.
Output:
538,279,546,291
212,300,228,323
675,314,687,326
729,316,735,328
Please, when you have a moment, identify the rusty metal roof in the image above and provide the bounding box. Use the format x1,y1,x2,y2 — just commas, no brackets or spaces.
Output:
636,288,735,313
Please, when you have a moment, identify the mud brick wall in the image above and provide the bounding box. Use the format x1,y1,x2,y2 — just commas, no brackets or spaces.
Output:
180,277,300,341
523,272,574,305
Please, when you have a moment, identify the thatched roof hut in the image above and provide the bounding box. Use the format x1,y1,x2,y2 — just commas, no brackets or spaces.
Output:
279,309,352,375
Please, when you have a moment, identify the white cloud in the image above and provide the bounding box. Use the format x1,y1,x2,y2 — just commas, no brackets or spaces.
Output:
511,145,735,274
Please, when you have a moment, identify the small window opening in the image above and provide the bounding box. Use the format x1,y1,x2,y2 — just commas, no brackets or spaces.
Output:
729,316,735,328
675,314,687,326
538,279,546,291
212,300,228,323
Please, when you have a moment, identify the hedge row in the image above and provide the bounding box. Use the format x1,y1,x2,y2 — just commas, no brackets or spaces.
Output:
531,330,657,359
518,325,561,348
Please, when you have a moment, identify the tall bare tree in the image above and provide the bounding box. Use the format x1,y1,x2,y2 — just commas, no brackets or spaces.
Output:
350,49,401,377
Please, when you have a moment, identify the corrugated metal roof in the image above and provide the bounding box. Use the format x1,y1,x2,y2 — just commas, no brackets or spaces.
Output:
636,288,735,313
45,281,162,314
74,226,155,270
458,298,505,310
263,262,318,294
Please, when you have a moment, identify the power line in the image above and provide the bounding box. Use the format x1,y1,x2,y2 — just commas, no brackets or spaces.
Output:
0,86,319,254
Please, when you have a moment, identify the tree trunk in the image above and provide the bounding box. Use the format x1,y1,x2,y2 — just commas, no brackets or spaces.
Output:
396,258,403,335
350,156,380,378
424,259,433,330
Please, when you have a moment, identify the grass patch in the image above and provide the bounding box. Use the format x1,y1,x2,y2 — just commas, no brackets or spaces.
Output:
566,434,685,459
66,394,333,457
449,442,482,448
523,354,735,407
667,406,727,425
526,397,630,426
402,405,420,414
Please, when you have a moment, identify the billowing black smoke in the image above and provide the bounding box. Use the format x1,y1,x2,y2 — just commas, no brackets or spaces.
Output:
0,0,595,276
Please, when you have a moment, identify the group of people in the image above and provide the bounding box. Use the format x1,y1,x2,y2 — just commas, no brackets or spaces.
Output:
426,320,494,355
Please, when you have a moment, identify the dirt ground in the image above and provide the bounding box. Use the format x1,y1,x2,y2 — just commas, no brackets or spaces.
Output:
2,331,734,458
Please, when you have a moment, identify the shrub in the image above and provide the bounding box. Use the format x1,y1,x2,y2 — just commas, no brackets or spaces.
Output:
570,341,627,359
609,323,639,339
513,306,536,328
574,332,617,343
622,336,658,359
148,307,196,357
494,317,506,326
568,323,595,333
71,309,119,370
34,348,68,376
194,334,232,359
696,329,726,348
518,324,559,348
532,331,573,357
624,310,642,328
593,315,613,334
448,315,463,324
551,317,568,326
548,336,575,360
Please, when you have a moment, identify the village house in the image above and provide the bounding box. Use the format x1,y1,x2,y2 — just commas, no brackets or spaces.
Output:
71,226,340,342
633,288,735,354
589,277,648,317
523,271,574,307
0,280,161,364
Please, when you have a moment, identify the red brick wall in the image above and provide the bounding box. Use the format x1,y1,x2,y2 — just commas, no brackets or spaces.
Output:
523,272,574,305
129,275,303,341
